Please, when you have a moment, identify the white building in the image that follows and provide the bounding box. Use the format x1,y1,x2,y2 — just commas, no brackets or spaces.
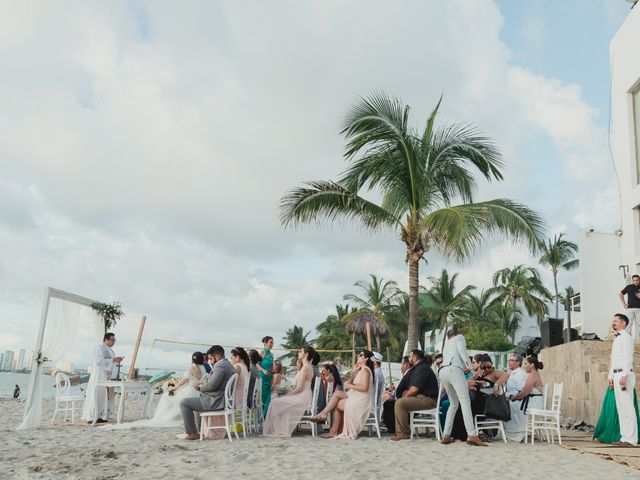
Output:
16,349,26,371
2,351,15,371
578,5,640,338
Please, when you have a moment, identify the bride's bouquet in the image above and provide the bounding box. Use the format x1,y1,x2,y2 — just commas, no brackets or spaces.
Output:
276,383,293,396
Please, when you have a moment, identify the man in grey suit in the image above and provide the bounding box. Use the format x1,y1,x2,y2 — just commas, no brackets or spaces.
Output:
179,345,235,440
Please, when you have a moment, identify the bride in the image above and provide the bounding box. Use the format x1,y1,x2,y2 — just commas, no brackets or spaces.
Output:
101,351,206,429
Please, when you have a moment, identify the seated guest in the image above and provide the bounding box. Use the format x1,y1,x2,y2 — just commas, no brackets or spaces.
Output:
270,360,283,397
372,351,386,398
309,350,375,439
230,347,251,407
202,352,212,374
322,363,343,394
495,353,528,442
434,353,444,368
311,350,326,411
382,358,412,434
502,356,545,442
390,349,439,441
179,345,235,440
247,349,262,408
263,346,315,437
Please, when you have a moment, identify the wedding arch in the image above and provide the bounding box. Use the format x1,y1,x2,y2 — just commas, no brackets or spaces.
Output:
16,287,104,431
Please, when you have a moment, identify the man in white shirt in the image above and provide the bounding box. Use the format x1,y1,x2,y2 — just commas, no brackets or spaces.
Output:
81,332,123,423
608,313,637,445
495,354,527,397
439,326,486,446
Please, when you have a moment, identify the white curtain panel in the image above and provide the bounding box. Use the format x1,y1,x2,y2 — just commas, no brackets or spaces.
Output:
17,297,103,430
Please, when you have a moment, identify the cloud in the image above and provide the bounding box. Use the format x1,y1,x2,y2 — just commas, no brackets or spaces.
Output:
0,1,615,368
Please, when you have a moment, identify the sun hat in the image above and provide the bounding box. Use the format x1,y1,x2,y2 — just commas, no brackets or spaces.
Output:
372,351,383,363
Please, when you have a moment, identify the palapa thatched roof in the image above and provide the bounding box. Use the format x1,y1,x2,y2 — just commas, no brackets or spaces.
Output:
345,310,389,337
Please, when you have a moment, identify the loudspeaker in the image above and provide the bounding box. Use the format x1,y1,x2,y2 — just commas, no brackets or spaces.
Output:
541,318,563,347
562,328,580,342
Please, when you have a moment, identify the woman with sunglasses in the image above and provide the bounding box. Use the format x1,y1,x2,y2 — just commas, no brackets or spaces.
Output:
310,350,375,439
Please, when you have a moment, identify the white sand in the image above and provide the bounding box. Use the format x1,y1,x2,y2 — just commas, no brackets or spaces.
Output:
1,396,638,480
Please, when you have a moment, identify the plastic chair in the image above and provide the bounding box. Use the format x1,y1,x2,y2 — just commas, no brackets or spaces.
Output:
526,383,563,445
297,379,322,436
324,381,334,430
51,372,84,424
199,374,239,443
474,414,507,443
409,383,442,440
365,378,384,438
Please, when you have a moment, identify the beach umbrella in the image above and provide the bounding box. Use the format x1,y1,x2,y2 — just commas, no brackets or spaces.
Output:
147,371,175,386
346,309,389,353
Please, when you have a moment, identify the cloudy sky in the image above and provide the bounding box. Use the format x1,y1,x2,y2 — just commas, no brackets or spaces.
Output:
0,1,631,368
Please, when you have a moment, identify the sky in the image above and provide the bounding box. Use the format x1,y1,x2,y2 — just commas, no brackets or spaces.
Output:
0,0,633,369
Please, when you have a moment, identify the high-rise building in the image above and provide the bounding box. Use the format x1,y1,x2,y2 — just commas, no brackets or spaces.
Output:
16,349,26,370
2,351,15,371
0,353,4,371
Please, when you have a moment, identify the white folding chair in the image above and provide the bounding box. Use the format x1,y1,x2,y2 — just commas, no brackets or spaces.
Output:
474,414,507,443
365,378,384,438
526,383,563,445
297,379,322,437
200,374,239,443
51,372,84,424
237,374,251,438
247,379,263,435
409,383,442,440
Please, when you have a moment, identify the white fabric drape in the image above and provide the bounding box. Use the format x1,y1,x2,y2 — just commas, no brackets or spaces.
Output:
17,297,103,430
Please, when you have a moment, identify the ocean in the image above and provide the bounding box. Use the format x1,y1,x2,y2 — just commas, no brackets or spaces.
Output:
0,372,85,400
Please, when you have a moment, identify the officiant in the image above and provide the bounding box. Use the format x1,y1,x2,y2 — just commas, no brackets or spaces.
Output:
82,332,123,424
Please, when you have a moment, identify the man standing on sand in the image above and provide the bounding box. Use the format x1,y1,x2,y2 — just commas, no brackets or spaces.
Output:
82,332,123,423
608,313,637,446
619,275,640,337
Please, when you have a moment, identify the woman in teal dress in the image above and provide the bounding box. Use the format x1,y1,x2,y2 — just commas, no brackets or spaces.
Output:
593,386,640,444
258,336,275,417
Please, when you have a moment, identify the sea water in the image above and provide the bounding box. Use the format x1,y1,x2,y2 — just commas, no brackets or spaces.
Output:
0,372,84,399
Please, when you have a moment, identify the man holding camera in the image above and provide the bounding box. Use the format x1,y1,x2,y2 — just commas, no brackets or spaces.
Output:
608,313,637,446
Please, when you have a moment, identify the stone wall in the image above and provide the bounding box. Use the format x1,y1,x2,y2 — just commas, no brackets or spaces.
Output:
539,340,640,426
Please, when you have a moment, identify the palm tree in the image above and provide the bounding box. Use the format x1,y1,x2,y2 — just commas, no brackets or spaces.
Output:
423,269,475,351
490,265,552,342
280,92,546,350
280,325,313,365
539,233,579,318
315,304,354,358
343,274,399,350
459,289,501,329
490,302,523,342
558,286,576,341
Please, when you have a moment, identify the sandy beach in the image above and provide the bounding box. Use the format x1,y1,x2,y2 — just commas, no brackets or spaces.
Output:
1,396,637,480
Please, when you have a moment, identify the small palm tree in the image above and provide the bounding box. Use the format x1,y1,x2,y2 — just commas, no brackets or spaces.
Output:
490,265,552,342
315,304,354,359
423,269,475,351
343,274,399,350
280,325,313,365
539,234,579,318
280,92,546,351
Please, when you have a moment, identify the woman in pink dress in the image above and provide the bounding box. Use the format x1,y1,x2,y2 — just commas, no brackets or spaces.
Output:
310,350,375,439
263,346,315,437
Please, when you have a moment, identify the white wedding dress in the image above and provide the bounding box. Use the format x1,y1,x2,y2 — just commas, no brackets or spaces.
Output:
101,364,206,430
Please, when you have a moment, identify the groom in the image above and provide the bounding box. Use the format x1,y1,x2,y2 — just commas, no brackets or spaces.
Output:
179,344,235,440
608,313,638,446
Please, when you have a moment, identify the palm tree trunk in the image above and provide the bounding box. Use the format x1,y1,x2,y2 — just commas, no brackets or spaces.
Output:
376,335,381,352
553,271,559,319
440,317,448,353
407,256,420,351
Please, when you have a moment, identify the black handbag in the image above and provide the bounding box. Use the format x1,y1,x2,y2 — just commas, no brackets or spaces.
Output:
484,386,511,422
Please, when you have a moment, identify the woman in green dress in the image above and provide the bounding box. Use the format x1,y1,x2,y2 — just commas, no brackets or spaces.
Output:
258,336,275,417
593,386,640,443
